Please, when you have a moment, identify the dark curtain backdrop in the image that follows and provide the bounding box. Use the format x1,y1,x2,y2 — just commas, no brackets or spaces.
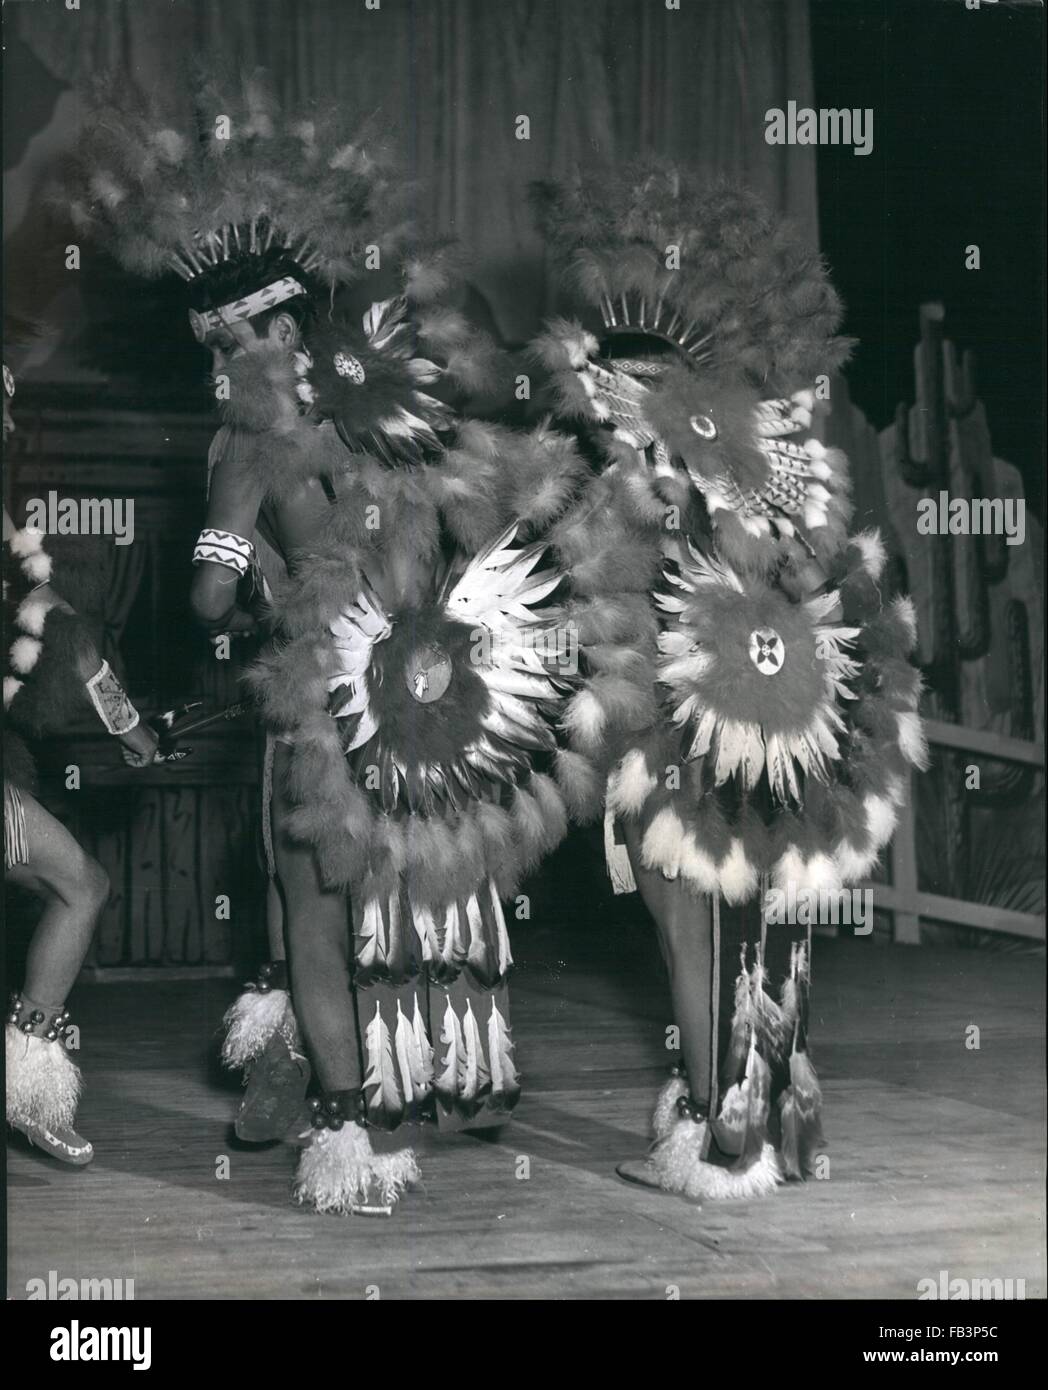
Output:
7,0,817,350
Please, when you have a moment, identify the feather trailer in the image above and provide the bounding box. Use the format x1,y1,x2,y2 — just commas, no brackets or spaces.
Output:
411,996,435,1094
458,1000,492,1109
731,1033,778,1182
436,901,469,981
749,951,792,1069
363,999,405,1128
487,1003,521,1110
464,892,494,985
488,881,514,979
777,942,825,1179
712,952,753,1155
434,995,465,1107
355,896,389,984
393,996,434,1106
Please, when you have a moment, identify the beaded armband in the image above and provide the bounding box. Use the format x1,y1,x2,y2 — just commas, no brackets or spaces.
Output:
193,528,254,576
85,660,140,737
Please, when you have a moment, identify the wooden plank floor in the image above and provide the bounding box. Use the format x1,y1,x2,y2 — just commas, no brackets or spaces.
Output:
7,924,1045,1300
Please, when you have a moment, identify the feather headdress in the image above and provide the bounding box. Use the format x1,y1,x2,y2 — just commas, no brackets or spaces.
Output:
532,167,856,569
532,165,852,388
66,70,411,298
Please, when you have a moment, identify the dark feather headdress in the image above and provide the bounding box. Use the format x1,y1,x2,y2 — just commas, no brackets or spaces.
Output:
66,70,410,304
532,164,852,388
64,71,501,470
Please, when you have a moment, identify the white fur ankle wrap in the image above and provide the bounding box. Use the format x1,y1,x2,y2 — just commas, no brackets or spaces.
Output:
221,987,300,1068
6,1025,82,1130
652,1074,688,1140
294,1121,420,1215
649,1113,783,1202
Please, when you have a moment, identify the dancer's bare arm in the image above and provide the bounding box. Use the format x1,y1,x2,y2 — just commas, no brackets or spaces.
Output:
190,450,266,634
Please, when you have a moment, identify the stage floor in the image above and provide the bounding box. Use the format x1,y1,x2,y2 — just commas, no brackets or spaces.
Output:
7,925,1045,1300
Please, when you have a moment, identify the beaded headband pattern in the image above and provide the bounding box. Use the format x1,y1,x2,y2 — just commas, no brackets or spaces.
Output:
187,275,307,341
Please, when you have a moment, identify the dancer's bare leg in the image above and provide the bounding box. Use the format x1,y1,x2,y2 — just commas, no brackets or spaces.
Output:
621,818,714,1107
270,742,361,1094
8,791,110,1002
264,875,286,962
6,790,108,1164
271,746,419,1213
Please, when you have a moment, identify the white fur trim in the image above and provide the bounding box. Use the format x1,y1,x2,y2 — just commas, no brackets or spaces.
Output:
562,689,607,751
6,1025,82,1131
563,326,600,369
641,807,686,879
4,676,24,708
23,552,52,584
896,710,930,768
865,793,899,847
221,987,300,1069
834,794,899,882
833,839,879,882
15,594,54,637
9,635,43,674
649,1115,782,1201
719,839,759,904
853,528,887,580
293,1121,420,1214
892,594,918,647
772,848,808,894
607,749,657,816
678,834,721,894
652,1075,687,1141
9,526,44,557
802,852,843,895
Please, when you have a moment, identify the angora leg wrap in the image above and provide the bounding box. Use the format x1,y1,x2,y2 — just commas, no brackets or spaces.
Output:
652,1075,688,1141
293,1122,420,1215
221,988,300,1069
6,1025,82,1131
649,1114,783,1202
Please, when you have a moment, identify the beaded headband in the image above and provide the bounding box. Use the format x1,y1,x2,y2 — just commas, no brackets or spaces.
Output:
188,276,307,342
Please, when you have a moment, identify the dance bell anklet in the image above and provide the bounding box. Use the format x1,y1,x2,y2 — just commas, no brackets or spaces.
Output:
308,1089,366,1132
245,960,289,994
7,993,74,1043
675,1093,709,1123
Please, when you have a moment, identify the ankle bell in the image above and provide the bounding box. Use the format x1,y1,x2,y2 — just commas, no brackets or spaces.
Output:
308,1088,366,1131
7,993,73,1044
675,1093,709,1123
